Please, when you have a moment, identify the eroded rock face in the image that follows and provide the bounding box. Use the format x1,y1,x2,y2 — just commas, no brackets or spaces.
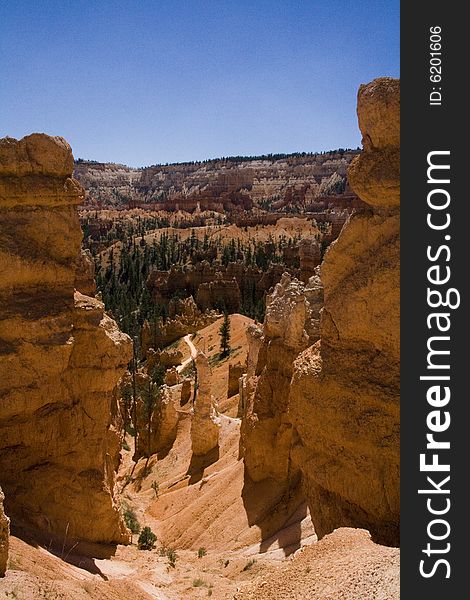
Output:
0,487,9,577
227,362,245,398
240,273,323,483
141,296,218,352
191,352,220,456
290,77,400,546
0,134,132,545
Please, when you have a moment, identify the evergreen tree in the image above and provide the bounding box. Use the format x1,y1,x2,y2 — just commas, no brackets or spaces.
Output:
219,312,231,358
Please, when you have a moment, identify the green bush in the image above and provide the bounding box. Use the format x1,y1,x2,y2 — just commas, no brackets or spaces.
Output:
197,546,207,559
138,526,157,550
123,507,140,534
166,547,177,567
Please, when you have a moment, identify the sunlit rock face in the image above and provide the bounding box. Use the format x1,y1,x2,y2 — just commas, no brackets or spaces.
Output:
0,134,132,545
290,78,400,546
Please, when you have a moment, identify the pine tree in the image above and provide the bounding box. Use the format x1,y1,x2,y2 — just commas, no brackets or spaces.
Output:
219,312,231,358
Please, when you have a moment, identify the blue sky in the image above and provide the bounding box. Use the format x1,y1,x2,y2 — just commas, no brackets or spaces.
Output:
0,1,399,167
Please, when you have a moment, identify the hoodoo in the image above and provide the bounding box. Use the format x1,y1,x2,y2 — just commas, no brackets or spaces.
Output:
0,134,132,545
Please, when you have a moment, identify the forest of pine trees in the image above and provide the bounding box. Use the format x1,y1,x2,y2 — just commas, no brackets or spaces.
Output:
92,227,308,339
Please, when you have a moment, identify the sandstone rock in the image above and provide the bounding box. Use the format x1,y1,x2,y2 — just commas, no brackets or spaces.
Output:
74,150,361,213
348,77,400,207
299,237,321,282
0,487,9,577
227,362,245,398
74,248,96,296
0,134,132,545
196,274,241,313
289,78,400,546
0,133,74,178
191,352,220,456
141,296,218,352
180,378,192,405
164,367,180,386
133,374,180,459
240,274,322,483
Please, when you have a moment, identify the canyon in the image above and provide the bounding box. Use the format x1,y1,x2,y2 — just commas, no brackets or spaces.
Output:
74,150,362,214
0,76,400,599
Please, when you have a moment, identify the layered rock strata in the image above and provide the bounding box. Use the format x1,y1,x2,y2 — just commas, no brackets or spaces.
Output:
0,134,132,544
290,77,400,545
191,353,220,456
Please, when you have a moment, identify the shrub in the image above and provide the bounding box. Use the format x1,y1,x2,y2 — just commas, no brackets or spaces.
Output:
151,480,159,498
193,578,205,587
243,559,256,571
123,507,140,534
197,546,207,559
138,526,157,550
166,547,177,567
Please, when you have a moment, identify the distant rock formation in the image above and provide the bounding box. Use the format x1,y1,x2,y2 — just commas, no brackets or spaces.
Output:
141,296,218,352
0,487,9,577
147,261,287,315
196,274,241,313
0,134,132,545
164,367,180,386
290,78,400,546
74,151,361,212
191,353,220,456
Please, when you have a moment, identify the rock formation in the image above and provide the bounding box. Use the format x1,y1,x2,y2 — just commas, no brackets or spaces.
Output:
147,262,286,316
299,237,321,282
135,381,180,459
180,378,192,405
191,352,220,456
0,487,9,577
141,296,218,352
74,248,96,296
240,273,323,483
290,77,400,545
0,134,132,545
238,78,400,547
196,274,241,313
164,367,180,386
227,362,245,398
74,150,360,212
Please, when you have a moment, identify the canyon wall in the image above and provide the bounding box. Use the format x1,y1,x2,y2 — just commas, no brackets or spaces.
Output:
74,151,360,212
0,134,132,545
290,77,400,546
240,78,400,547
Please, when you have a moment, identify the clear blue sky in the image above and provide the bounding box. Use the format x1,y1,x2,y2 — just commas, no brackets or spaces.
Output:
0,1,399,167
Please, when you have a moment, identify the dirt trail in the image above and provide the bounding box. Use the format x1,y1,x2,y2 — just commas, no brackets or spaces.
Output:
176,334,198,373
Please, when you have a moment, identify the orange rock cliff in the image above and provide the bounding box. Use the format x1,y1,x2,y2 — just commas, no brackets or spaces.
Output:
240,77,400,546
0,134,132,545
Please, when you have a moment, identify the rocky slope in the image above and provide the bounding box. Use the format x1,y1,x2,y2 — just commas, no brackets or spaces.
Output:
74,151,361,212
0,134,132,546
239,77,400,547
